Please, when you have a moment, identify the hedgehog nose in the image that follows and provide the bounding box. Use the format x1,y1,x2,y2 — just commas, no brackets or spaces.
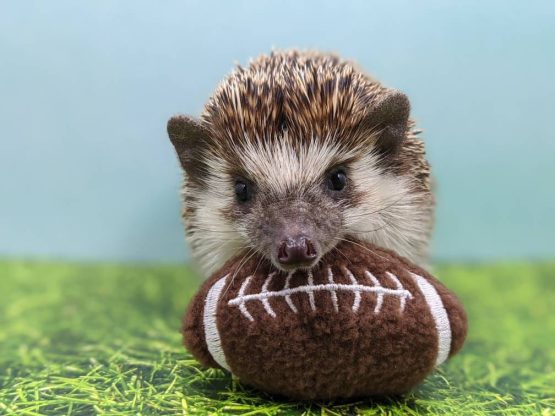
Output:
277,236,318,267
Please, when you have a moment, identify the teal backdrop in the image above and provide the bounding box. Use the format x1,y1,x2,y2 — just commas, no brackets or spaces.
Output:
1,0,554,263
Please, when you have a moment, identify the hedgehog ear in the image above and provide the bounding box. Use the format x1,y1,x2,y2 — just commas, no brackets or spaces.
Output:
167,115,209,169
364,90,410,158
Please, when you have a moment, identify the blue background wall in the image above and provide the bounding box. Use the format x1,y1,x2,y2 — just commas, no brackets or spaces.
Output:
1,0,554,263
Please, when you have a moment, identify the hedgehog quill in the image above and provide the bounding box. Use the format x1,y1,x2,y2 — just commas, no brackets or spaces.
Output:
168,50,466,400
168,50,434,278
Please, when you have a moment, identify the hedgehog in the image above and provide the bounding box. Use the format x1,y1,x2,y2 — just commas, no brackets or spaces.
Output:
167,50,434,278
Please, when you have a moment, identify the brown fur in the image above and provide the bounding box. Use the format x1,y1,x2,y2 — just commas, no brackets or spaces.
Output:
181,50,432,189
183,240,467,400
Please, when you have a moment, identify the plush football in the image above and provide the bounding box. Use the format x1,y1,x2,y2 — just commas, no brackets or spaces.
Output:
182,241,467,400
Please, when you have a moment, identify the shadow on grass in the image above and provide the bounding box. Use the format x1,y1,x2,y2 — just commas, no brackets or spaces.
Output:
184,368,421,415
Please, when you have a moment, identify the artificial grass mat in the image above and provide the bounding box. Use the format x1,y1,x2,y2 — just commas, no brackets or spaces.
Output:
0,259,553,415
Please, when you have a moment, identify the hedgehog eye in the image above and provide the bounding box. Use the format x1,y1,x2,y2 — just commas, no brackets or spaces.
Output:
234,180,251,203
327,168,347,192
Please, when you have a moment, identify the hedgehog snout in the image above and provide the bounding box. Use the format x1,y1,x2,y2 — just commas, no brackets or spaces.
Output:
250,197,339,272
276,235,318,269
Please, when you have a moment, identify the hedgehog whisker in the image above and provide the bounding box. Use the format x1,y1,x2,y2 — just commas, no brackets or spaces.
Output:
189,226,241,235
333,236,389,262
343,192,413,220
342,222,391,235
223,247,253,294
222,249,253,299
345,215,402,240
331,244,353,267
223,247,259,299
251,253,266,281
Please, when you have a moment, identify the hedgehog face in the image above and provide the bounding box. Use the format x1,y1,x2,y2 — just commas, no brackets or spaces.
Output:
183,135,355,273
227,136,350,272
229,136,429,273
174,133,428,276
167,51,435,277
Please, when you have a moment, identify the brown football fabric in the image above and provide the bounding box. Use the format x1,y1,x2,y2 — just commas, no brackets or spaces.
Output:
183,241,467,400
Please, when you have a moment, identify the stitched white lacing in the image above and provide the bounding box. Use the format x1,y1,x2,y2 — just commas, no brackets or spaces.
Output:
228,267,413,321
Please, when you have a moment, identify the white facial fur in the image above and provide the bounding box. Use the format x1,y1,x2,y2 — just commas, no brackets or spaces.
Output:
344,154,432,265
184,135,431,278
